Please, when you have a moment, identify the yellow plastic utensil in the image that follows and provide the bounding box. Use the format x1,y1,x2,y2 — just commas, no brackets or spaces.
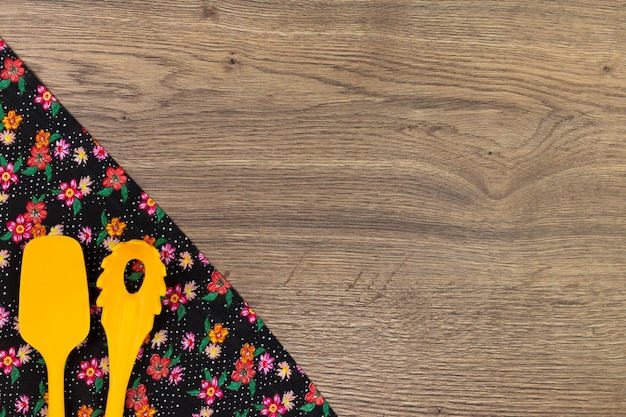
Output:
96,239,166,417
18,236,91,417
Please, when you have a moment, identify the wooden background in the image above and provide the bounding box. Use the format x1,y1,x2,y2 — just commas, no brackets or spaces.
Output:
4,1,626,415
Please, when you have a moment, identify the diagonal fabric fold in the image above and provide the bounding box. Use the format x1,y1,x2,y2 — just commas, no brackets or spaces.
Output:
0,37,336,417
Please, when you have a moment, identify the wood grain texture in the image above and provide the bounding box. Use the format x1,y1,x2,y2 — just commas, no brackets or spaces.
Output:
4,1,626,415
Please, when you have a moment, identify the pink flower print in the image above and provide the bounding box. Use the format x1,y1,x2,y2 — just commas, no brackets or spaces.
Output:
183,281,198,301
17,345,32,365
198,252,210,265
160,243,176,265
181,332,195,352
92,145,108,161
240,301,257,324
0,249,10,269
1,129,15,146
77,357,103,386
151,330,168,349
56,179,83,207
162,284,188,312
204,343,221,360
139,192,157,216
15,395,29,414
168,365,184,385
281,391,296,412
34,85,58,111
258,353,275,375
0,306,9,328
102,236,119,252
7,214,33,243
179,251,194,270
78,176,93,196
276,361,292,381
260,394,286,417
53,139,70,160
198,377,223,406
78,226,93,244
73,146,88,165
0,346,22,374
0,162,18,190
192,407,214,417
100,356,109,375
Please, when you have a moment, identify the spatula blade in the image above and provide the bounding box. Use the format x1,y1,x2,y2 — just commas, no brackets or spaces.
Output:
19,235,91,355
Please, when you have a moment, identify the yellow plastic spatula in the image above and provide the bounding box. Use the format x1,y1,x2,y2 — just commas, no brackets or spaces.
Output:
18,236,91,417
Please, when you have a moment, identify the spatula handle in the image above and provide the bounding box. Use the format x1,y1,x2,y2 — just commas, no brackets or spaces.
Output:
45,355,67,417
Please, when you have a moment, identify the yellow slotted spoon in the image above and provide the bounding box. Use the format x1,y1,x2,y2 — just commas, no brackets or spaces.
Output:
18,236,91,417
97,239,166,417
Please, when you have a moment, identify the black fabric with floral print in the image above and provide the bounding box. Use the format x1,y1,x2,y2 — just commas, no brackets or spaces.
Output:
0,38,336,417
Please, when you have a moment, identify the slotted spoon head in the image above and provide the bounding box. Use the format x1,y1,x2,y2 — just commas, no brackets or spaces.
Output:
18,235,91,417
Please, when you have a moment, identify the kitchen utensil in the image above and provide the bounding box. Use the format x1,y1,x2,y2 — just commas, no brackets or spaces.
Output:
18,235,91,417
96,239,166,417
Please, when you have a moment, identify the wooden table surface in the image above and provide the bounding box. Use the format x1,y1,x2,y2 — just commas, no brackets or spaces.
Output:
4,1,626,415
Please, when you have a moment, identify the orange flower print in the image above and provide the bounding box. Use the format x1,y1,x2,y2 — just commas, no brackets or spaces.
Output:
240,343,255,363
106,217,126,237
34,129,50,148
2,110,22,130
77,404,93,417
142,235,156,246
31,223,46,239
135,404,156,417
209,323,229,344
